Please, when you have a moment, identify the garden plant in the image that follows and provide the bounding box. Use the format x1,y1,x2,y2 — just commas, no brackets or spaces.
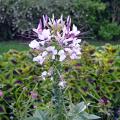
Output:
26,15,100,120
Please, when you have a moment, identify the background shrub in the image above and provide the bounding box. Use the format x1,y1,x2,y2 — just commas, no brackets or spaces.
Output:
0,0,120,41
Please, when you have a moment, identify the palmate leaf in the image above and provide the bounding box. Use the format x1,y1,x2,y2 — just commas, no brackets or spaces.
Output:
69,115,85,120
33,110,49,120
24,110,50,120
68,102,87,116
25,117,40,120
68,102,100,120
82,112,100,120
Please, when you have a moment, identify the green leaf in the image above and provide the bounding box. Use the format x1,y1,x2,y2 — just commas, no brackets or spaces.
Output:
25,117,40,120
82,112,100,119
33,110,49,120
68,102,87,116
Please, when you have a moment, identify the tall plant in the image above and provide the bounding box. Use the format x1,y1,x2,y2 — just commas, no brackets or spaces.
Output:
25,15,100,120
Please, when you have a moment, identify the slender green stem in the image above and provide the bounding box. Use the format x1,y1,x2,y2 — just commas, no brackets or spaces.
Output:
52,61,65,120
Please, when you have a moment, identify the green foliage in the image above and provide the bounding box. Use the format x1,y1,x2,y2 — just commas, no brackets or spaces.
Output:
0,0,46,39
25,102,100,120
0,43,120,119
99,22,120,40
65,43,120,119
0,0,120,41
68,102,100,120
25,110,51,120
0,49,52,119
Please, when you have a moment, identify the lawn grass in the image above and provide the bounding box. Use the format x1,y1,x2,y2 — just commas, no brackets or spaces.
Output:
0,41,29,54
85,39,120,46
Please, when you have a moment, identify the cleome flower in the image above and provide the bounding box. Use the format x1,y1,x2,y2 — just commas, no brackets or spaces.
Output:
29,40,40,49
0,90,3,97
29,15,82,64
58,80,67,88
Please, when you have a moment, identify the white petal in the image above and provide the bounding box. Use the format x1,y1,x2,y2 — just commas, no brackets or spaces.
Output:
33,55,45,65
39,41,45,46
52,49,57,55
58,81,66,88
42,71,47,76
58,50,65,55
72,24,77,32
29,40,40,49
52,55,55,60
42,51,48,57
38,34,45,40
65,48,72,54
42,29,51,37
46,46,55,52
71,24,80,36
59,54,66,61
70,53,78,59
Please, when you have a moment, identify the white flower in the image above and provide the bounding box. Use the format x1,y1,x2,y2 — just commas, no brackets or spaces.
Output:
43,15,48,27
29,40,40,49
42,51,48,57
58,80,67,88
33,20,42,34
70,24,80,36
33,55,45,65
39,41,45,46
70,53,78,59
46,46,57,60
41,71,48,80
38,29,51,41
72,39,81,46
71,46,81,55
58,50,66,61
46,46,55,51
65,48,72,53
63,38,73,45
58,50,65,55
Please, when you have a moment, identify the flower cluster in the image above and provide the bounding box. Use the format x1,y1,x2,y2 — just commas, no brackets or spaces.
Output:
29,15,82,64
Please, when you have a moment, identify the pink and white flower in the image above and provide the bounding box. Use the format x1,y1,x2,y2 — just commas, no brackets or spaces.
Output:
0,90,3,97
38,29,51,41
33,55,45,65
41,71,48,80
58,50,66,61
29,40,40,49
58,80,67,88
30,15,82,64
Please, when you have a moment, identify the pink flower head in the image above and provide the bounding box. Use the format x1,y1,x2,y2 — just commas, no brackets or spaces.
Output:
38,29,51,41
30,91,38,99
0,90,3,97
66,16,71,29
43,15,48,27
30,15,82,64
33,19,42,34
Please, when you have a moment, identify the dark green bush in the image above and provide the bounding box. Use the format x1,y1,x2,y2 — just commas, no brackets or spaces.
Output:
99,22,120,40
0,43,120,119
0,0,120,41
